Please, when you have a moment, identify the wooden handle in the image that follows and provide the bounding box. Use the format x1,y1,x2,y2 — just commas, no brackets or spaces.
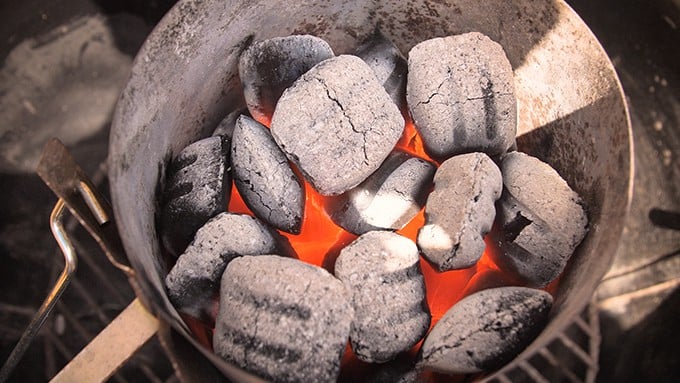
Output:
51,298,159,383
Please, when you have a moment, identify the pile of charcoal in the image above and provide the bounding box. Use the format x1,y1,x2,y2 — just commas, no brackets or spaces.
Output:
160,31,588,382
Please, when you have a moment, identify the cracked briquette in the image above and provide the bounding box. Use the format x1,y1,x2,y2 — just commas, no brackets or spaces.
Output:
327,151,435,235
214,255,353,383
239,35,334,123
270,54,404,196
418,287,552,375
159,135,230,258
490,152,589,287
406,32,517,160
320,82,369,165
165,213,289,321
417,152,502,271
335,231,430,363
231,115,304,233
355,29,408,113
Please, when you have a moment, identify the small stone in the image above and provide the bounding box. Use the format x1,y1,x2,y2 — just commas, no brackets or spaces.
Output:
335,231,430,363
239,35,334,123
407,32,517,159
271,54,405,196
231,115,304,233
160,135,230,257
165,213,286,320
418,152,502,271
214,255,353,383
356,29,408,112
327,151,435,235
491,152,588,287
418,287,553,374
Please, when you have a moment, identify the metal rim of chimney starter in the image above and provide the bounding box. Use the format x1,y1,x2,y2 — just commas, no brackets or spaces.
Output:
108,0,634,381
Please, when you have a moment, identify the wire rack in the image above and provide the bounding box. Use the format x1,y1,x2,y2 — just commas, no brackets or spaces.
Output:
0,163,175,382
482,303,600,383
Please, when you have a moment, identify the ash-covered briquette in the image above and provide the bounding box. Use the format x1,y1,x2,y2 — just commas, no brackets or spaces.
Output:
355,29,408,113
335,231,430,363
214,255,353,383
160,135,230,257
406,32,517,160
231,115,305,233
364,355,425,383
418,287,553,375
491,152,589,287
165,213,286,320
418,153,502,271
270,54,405,196
212,108,246,139
327,151,435,235
239,35,334,123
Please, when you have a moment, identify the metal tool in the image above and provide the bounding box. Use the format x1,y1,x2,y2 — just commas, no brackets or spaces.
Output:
0,199,77,382
0,139,159,382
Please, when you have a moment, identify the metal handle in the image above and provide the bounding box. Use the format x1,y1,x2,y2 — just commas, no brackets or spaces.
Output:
0,199,78,382
0,139,148,382
1,193,158,383
50,298,159,383
36,138,133,276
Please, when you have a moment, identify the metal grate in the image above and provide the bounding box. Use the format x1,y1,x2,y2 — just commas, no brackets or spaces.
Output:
482,303,600,383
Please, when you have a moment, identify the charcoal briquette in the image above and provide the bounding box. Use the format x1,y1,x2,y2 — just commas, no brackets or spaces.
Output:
335,231,430,363
356,29,408,113
418,287,552,375
271,54,405,196
160,135,230,257
365,356,425,383
327,151,435,235
214,255,353,383
407,32,517,160
418,152,502,271
239,35,334,123
212,108,246,139
491,152,589,287
231,115,304,233
165,213,285,320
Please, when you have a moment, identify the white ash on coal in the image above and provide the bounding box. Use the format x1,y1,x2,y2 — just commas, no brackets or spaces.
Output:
214,255,353,383
418,152,502,271
490,152,589,287
231,115,305,233
156,30,595,381
270,54,405,196
406,32,517,160
239,35,334,123
165,213,289,320
418,287,552,375
212,108,246,140
327,151,435,235
159,135,230,257
335,231,430,363
355,29,408,113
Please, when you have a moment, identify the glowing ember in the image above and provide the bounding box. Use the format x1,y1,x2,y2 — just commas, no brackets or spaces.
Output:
212,93,538,383
229,182,357,268
228,119,515,331
216,117,558,381
155,28,589,382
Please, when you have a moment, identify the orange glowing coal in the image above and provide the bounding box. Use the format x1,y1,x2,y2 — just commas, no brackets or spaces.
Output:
173,117,541,381
228,120,511,327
